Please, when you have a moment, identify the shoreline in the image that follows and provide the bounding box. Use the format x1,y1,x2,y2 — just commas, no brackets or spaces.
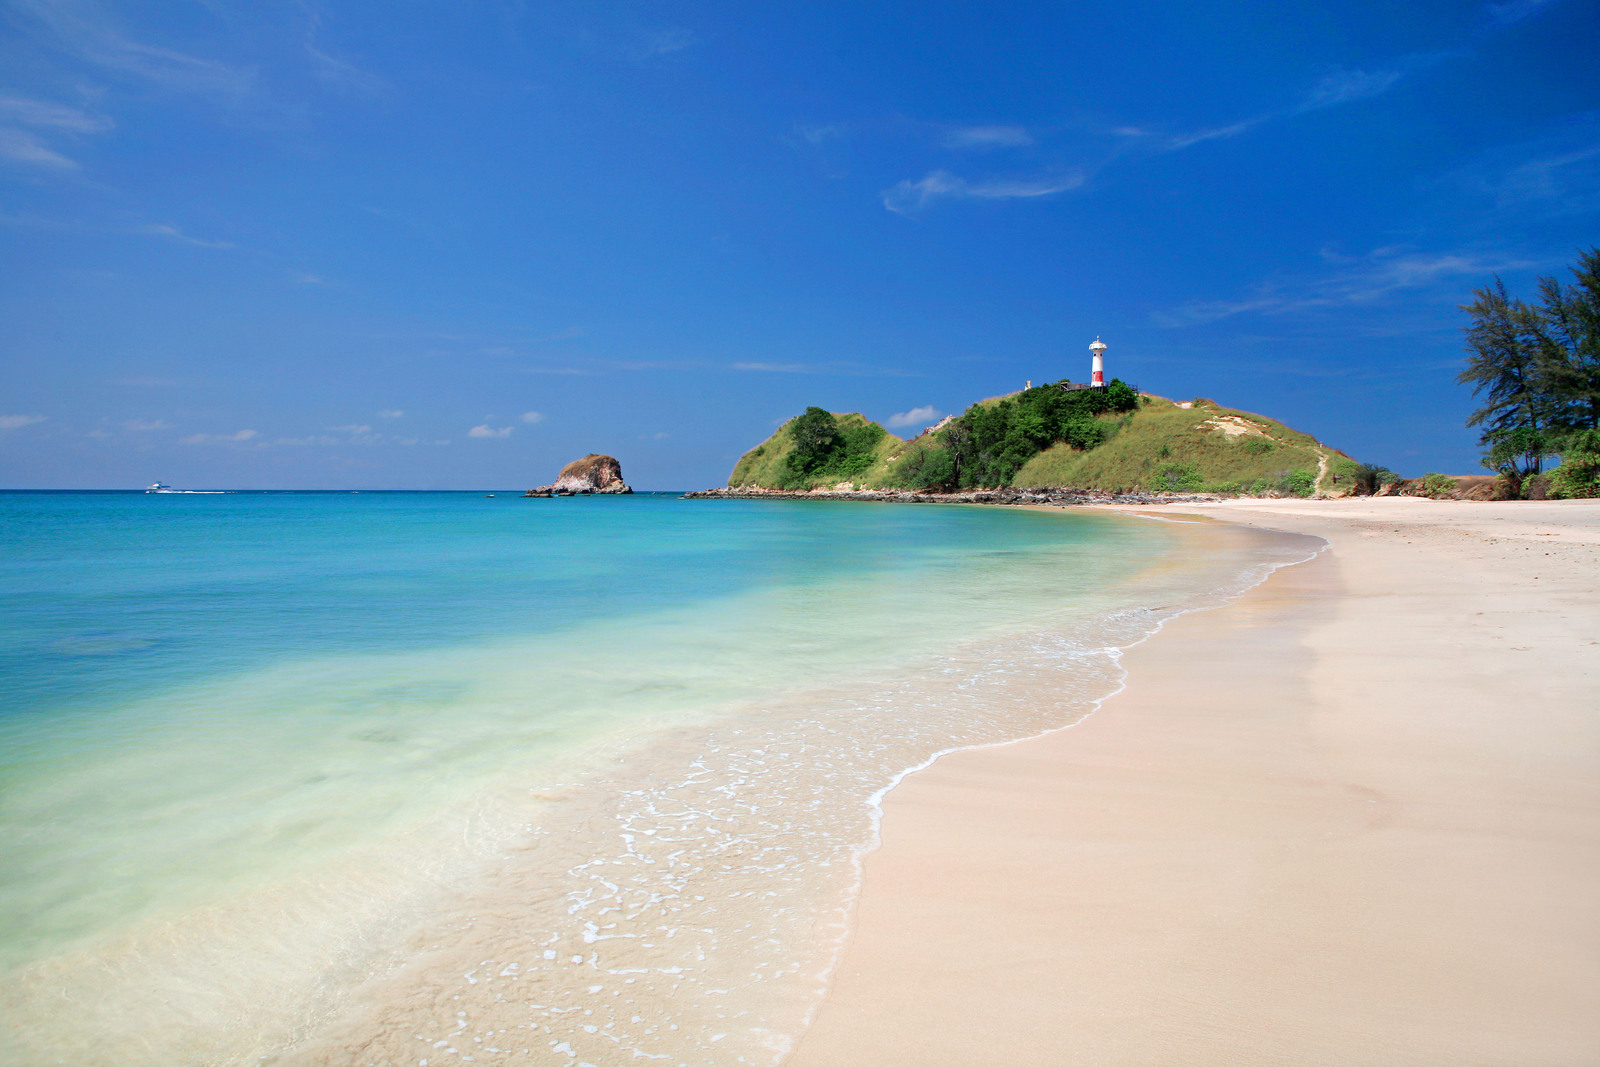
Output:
787,498,1600,1065
274,510,1303,1067
682,486,1224,505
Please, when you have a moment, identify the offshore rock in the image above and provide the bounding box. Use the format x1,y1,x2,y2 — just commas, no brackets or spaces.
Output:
525,454,633,497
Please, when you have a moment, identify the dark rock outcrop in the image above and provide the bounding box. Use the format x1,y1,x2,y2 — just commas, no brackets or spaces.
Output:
525,454,633,497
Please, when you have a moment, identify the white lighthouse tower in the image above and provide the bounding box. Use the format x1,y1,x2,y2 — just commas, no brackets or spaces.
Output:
1089,336,1107,388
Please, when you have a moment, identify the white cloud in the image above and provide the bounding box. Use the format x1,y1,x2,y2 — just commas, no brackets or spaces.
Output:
1152,247,1526,327
122,418,169,431
944,125,1033,149
1298,68,1404,112
15,1,257,100
302,7,390,100
733,361,810,373
520,411,544,424
468,424,511,438
887,405,942,429
643,27,695,56
1166,120,1260,151
180,429,257,444
378,409,404,419
797,122,845,145
138,223,234,249
1162,64,1410,154
0,414,46,430
0,96,112,133
330,424,372,434
0,127,79,168
882,169,1085,214
1487,0,1554,24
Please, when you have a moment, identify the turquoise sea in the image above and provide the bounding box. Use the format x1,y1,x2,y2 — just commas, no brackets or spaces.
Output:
0,492,1314,1065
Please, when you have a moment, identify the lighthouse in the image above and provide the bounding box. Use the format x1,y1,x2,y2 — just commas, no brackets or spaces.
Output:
1089,336,1107,388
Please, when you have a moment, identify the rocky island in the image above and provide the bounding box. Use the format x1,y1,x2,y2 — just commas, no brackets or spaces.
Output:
524,454,633,497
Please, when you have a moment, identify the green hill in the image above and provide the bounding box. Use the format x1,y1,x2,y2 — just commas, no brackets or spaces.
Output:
726,387,1353,496
729,409,904,490
1012,396,1346,494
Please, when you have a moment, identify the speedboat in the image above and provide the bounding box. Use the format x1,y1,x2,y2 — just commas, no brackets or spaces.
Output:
145,483,172,493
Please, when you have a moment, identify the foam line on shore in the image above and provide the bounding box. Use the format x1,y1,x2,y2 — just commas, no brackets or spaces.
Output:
801,515,1327,1043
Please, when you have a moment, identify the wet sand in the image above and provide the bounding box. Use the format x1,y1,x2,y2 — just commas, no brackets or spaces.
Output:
788,499,1600,1065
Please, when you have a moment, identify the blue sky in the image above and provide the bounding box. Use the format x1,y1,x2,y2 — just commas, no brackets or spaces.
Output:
2,0,1596,489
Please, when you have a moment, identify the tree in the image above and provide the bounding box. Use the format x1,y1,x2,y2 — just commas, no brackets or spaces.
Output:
1457,279,1557,466
1547,428,1600,499
1533,248,1600,432
1483,425,1554,496
1458,251,1600,494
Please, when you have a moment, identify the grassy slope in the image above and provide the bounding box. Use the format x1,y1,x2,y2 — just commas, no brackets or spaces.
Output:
726,396,1349,494
1012,396,1347,492
727,412,904,489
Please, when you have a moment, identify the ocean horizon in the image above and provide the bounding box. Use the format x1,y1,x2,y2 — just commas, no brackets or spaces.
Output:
0,492,1316,1065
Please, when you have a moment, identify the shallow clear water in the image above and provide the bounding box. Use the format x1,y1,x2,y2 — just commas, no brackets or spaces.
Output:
0,492,1314,1065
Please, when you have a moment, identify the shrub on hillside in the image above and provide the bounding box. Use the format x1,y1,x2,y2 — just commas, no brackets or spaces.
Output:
1548,429,1600,499
1247,469,1317,497
1240,436,1273,455
1336,460,1400,495
778,407,886,488
1156,462,1204,492
884,379,1137,490
1421,472,1459,497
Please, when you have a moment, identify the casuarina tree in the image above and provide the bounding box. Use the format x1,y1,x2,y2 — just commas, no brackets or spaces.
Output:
1457,249,1600,495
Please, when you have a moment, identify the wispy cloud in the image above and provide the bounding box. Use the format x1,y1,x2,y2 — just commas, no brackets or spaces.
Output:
0,95,112,133
122,418,169,431
1486,0,1555,24
467,424,511,438
12,0,257,99
301,5,389,97
733,361,809,373
1434,112,1600,217
0,127,79,168
0,414,47,430
943,125,1033,149
797,122,845,145
882,168,1085,214
520,411,544,424
138,223,235,249
1297,68,1405,112
1161,63,1412,152
642,27,695,56
180,429,257,444
1152,247,1532,327
731,360,917,377
378,409,404,419
886,405,941,429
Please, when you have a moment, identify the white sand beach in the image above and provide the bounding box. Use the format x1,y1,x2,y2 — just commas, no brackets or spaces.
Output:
789,499,1600,1065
